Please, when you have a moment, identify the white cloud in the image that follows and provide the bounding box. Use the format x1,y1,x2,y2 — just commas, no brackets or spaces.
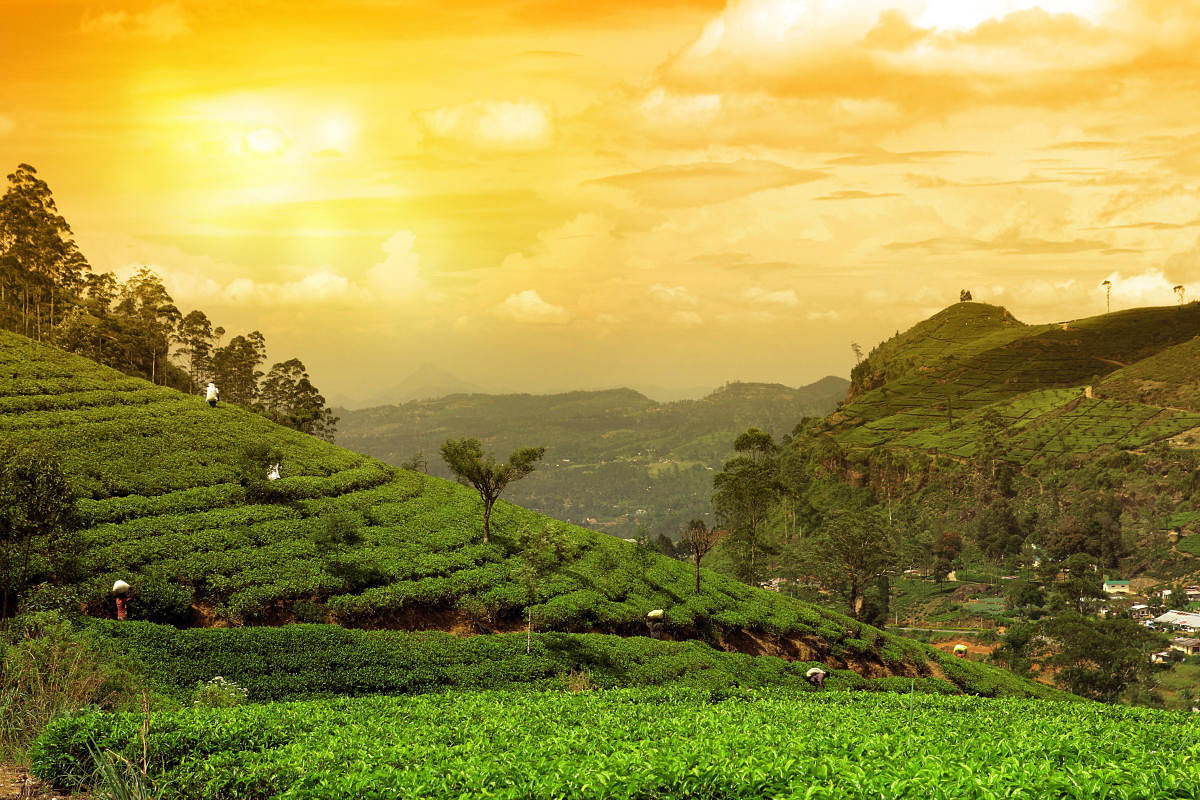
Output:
80,2,189,41
417,99,553,152
367,231,427,297
648,284,698,305
806,310,840,321
669,310,703,327
744,286,798,306
1098,270,1197,307
498,289,570,324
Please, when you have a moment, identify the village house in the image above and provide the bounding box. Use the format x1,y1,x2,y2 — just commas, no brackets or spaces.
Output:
1170,637,1200,657
1103,579,1132,596
1129,604,1152,619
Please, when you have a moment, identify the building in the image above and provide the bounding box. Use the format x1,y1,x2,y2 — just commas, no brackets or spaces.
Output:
1130,604,1152,619
1153,610,1200,632
1103,579,1132,595
1170,637,1200,657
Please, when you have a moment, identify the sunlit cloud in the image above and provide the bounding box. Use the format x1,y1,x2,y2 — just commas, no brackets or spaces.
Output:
417,99,553,152
648,284,698,305
80,2,189,41
498,289,570,324
744,287,798,306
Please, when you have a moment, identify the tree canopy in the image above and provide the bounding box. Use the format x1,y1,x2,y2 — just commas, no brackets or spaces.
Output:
440,438,545,543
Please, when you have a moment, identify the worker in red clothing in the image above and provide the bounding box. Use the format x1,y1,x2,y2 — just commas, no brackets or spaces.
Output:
113,579,131,620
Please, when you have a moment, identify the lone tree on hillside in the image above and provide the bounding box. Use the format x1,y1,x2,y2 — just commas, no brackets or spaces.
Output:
680,518,723,593
440,438,545,543
959,289,972,302
1101,279,1112,313
1175,284,1186,305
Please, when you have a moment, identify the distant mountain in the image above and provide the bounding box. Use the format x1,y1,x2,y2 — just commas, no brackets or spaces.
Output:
335,376,849,538
349,362,486,408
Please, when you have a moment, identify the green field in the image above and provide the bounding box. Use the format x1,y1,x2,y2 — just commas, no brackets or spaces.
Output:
36,688,1200,799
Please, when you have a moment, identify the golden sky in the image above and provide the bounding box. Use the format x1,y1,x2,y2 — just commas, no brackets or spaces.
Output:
5,0,1200,405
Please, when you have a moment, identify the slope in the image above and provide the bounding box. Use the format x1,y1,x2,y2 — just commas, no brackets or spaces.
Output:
1096,335,1200,413
335,377,848,537
835,303,1200,457
0,329,1055,698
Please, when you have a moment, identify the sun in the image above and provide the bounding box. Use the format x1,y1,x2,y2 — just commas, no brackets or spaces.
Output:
316,114,356,152
244,126,289,156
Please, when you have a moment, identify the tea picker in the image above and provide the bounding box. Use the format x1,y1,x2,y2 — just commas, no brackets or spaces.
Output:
805,666,827,689
112,579,131,620
206,382,219,407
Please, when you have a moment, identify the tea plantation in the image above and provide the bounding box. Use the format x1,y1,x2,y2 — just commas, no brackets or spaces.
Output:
839,302,1200,458
33,689,1200,799
0,328,1059,699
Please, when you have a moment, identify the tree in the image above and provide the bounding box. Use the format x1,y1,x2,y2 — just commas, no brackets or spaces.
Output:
1101,279,1112,313
809,508,896,619
850,342,863,365
0,443,80,618
1034,613,1154,702
713,428,781,585
679,518,723,593
513,524,570,653
959,289,972,302
258,358,338,441
931,530,961,582
174,309,224,392
440,438,545,543
211,331,267,405
1174,284,1186,305
114,268,181,384
0,163,89,339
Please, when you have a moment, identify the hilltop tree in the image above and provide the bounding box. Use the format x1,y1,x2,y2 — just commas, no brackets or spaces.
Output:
959,289,972,302
114,267,181,384
0,163,90,339
679,518,723,593
440,438,545,543
211,331,267,405
174,309,224,392
258,358,339,441
1175,285,1186,305
1101,279,1112,313
850,342,863,365
0,443,80,618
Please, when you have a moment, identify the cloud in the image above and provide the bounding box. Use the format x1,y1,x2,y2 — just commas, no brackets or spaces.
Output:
826,150,970,166
648,284,698,305
80,2,189,41
589,160,824,207
416,99,553,152
498,289,570,324
806,310,841,321
1098,269,1199,307
815,190,901,201
366,231,428,297
886,233,1110,256
744,286,798,306
669,310,703,327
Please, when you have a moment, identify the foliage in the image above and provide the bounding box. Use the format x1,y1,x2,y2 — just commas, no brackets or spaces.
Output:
35,688,1200,799
1033,613,1157,702
440,438,545,543
0,441,79,617
191,676,248,708
0,613,148,763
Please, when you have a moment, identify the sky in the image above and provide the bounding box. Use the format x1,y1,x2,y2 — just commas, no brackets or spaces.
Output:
4,0,1200,406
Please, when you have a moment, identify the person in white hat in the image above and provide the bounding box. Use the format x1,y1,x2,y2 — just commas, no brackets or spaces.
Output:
206,382,219,407
112,580,131,620
805,666,827,689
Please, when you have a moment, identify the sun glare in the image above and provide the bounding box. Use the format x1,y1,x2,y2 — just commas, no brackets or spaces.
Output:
245,126,288,156
316,114,356,152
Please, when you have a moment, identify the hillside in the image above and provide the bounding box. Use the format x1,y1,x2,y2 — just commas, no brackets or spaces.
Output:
1096,336,1200,412
835,303,1200,459
0,329,1054,698
335,377,848,538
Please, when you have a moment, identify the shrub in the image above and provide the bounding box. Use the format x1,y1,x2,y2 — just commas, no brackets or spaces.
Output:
192,676,248,708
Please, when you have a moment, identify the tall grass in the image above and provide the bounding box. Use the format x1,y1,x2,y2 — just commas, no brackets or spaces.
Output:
0,613,147,763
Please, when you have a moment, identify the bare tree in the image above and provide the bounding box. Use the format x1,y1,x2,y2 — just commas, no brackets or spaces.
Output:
680,519,723,593
850,342,863,365
1101,279,1112,313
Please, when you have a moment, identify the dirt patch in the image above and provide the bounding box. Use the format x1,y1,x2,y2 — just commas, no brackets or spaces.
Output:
0,764,70,800
932,639,993,659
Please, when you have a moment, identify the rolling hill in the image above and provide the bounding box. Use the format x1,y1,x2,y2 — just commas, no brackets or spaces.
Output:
335,377,848,538
0,328,1057,699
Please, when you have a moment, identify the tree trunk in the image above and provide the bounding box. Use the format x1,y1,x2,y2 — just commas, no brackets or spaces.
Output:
482,498,493,543
694,555,701,594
